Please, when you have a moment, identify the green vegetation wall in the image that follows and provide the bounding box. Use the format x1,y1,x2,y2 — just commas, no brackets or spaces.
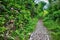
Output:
43,0,60,40
44,0,60,22
0,0,44,40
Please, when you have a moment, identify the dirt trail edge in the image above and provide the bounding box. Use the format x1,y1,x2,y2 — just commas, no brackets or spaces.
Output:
29,20,50,40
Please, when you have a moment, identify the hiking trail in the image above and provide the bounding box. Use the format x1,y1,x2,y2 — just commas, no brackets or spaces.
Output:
29,20,50,40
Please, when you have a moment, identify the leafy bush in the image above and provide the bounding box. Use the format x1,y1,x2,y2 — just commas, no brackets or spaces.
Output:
44,20,60,40
43,0,60,40
0,0,44,40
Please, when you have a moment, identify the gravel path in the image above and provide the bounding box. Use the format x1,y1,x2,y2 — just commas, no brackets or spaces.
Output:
29,20,50,40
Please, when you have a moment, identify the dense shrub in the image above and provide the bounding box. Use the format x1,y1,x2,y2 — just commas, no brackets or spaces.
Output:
0,0,44,40
43,0,60,40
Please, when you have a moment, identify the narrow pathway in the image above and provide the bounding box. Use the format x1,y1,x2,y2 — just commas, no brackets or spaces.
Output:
29,20,50,40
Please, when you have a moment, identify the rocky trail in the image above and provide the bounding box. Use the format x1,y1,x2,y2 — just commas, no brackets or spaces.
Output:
29,20,50,40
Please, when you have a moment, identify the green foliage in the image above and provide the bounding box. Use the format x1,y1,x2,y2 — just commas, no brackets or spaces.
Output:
0,0,43,40
0,27,6,32
43,0,60,40
44,20,60,40
47,0,60,21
